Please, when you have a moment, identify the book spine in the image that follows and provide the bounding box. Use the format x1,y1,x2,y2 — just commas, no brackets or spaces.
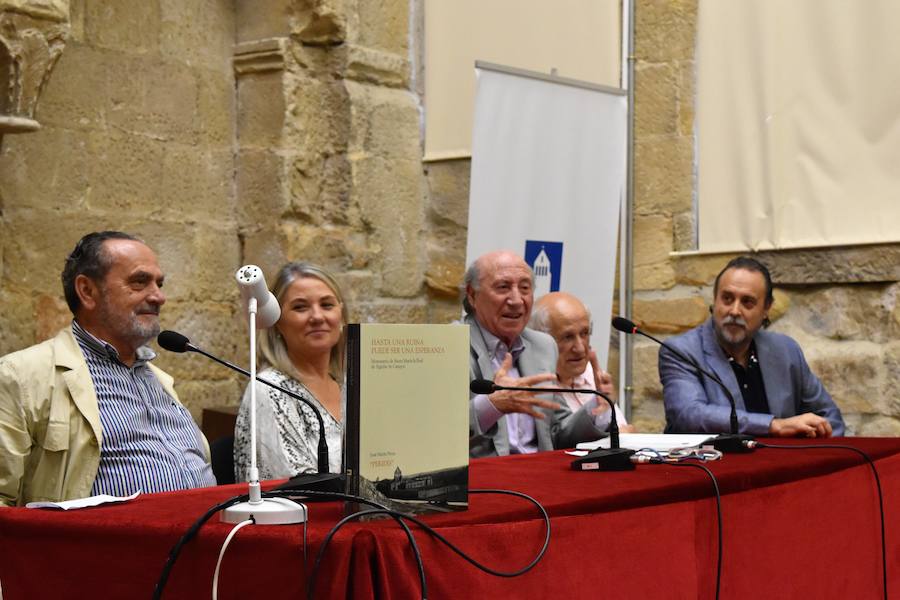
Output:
344,324,361,498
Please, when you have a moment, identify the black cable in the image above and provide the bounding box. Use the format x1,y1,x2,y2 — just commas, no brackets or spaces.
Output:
264,490,425,599
673,462,723,600
308,508,426,600
153,488,402,600
428,488,551,577
270,487,551,578
154,486,552,599
754,441,888,600
153,494,248,600
641,459,723,600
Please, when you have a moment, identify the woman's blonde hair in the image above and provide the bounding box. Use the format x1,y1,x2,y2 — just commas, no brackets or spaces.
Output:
258,262,348,381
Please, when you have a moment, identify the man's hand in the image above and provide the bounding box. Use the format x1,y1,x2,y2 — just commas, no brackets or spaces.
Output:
587,350,616,417
487,354,559,419
588,350,616,397
769,413,833,438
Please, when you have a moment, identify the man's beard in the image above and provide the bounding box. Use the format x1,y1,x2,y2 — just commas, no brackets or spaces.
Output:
97,299,160,349
715,315,749,346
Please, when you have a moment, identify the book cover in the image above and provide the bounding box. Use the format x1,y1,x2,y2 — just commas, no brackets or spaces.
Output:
345,323,470,514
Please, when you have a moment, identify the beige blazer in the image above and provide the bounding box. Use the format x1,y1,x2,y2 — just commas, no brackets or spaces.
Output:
0,327,202,506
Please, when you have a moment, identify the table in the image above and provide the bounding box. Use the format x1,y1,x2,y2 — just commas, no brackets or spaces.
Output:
2,437,899,599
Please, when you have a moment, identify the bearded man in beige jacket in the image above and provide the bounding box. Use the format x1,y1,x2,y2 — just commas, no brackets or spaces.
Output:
0,231,213,507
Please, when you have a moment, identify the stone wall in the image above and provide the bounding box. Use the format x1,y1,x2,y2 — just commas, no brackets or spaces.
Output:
0,0,897,435
0,0,468,422
0,0,242,419
232,0,463,330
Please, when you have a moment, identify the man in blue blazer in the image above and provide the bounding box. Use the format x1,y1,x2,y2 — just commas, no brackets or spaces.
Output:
660,257,845,437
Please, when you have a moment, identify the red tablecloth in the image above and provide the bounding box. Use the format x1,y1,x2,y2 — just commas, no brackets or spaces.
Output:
2,438,899,599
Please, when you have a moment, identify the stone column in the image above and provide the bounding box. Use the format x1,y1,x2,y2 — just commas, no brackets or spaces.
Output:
0,0,69,137
234,0,428,323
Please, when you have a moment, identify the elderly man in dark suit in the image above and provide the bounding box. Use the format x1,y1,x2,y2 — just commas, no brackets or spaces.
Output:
464,250,609,458
661,256,845,437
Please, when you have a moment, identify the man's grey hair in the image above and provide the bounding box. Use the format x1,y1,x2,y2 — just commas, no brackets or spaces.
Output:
528,302,552,333
528,296,593,338
461,260,481,314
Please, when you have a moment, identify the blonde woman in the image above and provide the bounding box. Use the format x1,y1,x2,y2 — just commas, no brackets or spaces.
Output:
234,262,347,481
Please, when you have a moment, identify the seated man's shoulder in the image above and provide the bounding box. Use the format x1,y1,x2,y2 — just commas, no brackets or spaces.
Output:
756,327,804,353
0,330,88,396
521,327,556,352
0,333,65,376
660,322,705,354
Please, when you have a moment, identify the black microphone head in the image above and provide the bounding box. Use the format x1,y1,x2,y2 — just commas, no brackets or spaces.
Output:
157,330,191,353
470,379,497,395
612,316,638,334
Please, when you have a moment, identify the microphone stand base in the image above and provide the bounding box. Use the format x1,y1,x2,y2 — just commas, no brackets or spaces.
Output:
221,496,307,525
711,433,755,453
571,448,637,471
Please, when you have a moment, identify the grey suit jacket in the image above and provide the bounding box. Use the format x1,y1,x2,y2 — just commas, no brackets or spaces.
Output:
660,319,845,436
467,315,604,457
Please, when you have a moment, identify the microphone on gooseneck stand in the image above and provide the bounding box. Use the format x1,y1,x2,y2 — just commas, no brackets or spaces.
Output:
470,379,636,470
612,316,754,453
236,265,281,329
157,330,343,492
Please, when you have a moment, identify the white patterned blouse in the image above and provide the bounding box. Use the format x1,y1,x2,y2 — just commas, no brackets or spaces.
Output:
234,367,343,481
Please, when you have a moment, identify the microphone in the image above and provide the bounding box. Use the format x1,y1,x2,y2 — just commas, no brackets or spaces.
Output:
157,330,194,353
469,379,499,395
157,330,342,489
235,265,280,329
612,316,754,453
470,379,636,470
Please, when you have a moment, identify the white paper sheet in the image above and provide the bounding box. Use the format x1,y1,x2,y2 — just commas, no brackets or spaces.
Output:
576,434,714,452
26,490,141,510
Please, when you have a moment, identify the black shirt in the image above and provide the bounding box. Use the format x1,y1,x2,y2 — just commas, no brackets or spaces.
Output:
728,341,771,415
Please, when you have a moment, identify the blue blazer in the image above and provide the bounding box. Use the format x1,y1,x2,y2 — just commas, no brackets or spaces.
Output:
660,319,845,436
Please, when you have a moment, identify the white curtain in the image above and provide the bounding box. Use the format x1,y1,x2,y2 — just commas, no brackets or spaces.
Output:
696,0,900,251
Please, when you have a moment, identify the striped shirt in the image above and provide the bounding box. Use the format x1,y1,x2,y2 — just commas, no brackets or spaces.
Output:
72,322,216,496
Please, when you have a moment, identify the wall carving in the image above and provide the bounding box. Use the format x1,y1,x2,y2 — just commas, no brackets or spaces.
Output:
0,0,68,136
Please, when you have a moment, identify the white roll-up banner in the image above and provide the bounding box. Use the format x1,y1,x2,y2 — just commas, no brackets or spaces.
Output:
465,64,627,369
